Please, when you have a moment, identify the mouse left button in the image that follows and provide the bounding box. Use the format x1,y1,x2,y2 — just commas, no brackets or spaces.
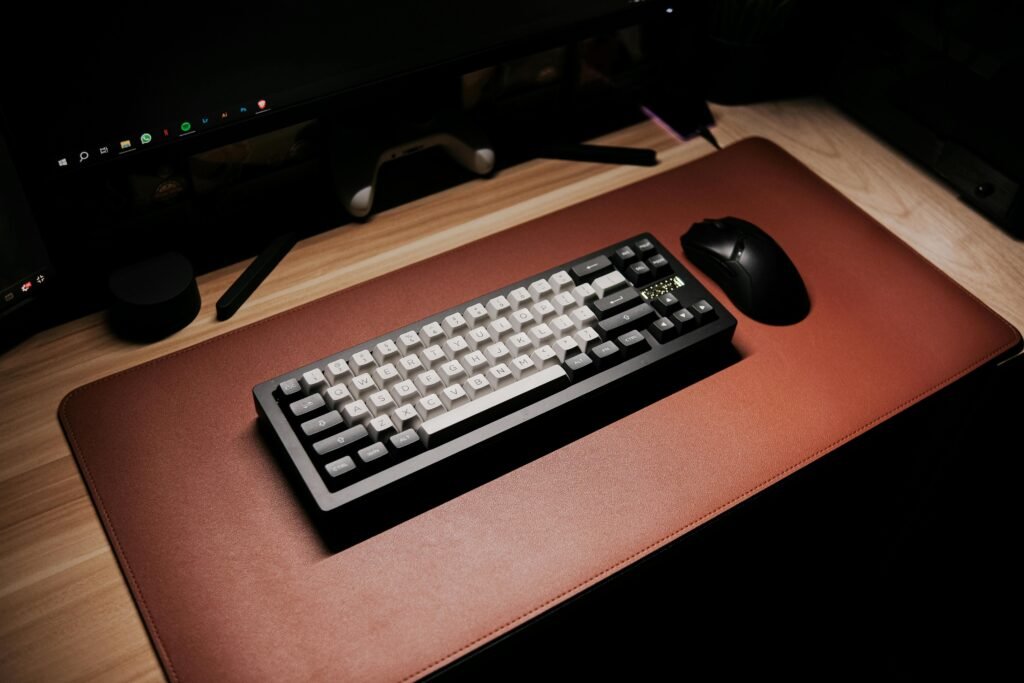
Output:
685,220,736,261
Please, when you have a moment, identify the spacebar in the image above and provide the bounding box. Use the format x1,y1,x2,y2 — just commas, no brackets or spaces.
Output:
417,366,570,448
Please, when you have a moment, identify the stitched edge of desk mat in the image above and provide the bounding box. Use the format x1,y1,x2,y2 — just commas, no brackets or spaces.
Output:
59,138,1021,682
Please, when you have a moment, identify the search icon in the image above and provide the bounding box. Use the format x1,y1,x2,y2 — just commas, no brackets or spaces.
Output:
79,151,89,162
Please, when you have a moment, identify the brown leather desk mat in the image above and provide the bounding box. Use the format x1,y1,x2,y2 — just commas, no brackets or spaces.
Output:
60,139,1020,681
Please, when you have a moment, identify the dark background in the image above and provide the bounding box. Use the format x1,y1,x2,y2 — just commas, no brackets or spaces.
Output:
6,1,1021,331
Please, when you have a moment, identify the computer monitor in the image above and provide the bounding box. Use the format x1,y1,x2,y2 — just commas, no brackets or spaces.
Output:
2,2,670,180
0,1,677,328
0,131,52,326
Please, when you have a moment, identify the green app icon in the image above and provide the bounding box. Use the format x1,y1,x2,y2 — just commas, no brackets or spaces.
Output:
140,133,152,144
180,121,191,132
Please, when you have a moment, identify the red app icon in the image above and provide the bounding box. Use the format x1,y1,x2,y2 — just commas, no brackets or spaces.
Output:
257,99,267,110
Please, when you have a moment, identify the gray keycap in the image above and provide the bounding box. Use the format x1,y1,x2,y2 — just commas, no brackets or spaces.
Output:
301,410,343,438
357,442,388,463
590,340,621,369
313,424,369,457
617,329,649,357
289,393,325,419
597,302,656,338
278,378,301,397
389,429,424,456
571,255,613,282
691,299,716,322
563,353,594,380
593,288,641,319
324,456,357,478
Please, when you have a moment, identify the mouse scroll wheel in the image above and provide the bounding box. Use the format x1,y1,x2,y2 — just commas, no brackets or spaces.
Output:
732,237,745,260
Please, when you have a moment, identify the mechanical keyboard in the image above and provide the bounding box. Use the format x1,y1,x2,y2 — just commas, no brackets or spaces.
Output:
254,233,736,518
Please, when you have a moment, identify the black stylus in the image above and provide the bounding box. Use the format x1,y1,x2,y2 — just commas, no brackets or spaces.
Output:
216,232,297,321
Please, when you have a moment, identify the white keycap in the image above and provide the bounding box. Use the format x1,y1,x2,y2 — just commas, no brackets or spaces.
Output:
552,291,577,315
487,317,512,341
391,404,421,431
570,306,597,329
373,363,400,389
326,359,352,384
392,379,420,403
529,323,555,347
350,372,378,398
531,345,557,368
486,295,511,319
342,400,371,426
593,270,628,298
510,308,535,332
465,373,491,399
467,326,492,349
420,344,446,369
398,353,424,379
439,359,467,385
508,287,532,310
548,270,573,293
418,367,570,448
367,389,396,416
571,283,597,306
398,330,424,355
441,383,470,409
510,354,537,379
531,300,556,322
420,322,446,344
465,303,489,326
442,312,468,336
414,369,443,395
554,336,580,361
444,335,469,360
373,339,400,365
301,368,327,392
322,384,352,409
486,363,514,389
528,279,553,301
485,341,511,364
416,394,445,420
551,314,575,336
574,327,600,352
462,350,489,374
367,414,397,441
508,332,533,355
350,349,376,372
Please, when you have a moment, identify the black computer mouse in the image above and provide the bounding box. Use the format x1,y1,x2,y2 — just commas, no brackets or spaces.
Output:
681,216,810,325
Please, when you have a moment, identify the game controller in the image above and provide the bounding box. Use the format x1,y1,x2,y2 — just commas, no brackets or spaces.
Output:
331,116,495,218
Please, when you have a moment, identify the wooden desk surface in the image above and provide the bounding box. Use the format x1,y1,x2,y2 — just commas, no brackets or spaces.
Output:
1,99,1022,682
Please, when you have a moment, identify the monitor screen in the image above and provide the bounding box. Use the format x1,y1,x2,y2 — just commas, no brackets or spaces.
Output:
2,1,662,177
0,132,51,321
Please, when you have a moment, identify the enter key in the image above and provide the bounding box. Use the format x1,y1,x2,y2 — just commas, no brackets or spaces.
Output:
592,287,641,319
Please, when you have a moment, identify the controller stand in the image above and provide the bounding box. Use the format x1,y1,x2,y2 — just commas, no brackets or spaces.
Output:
329,110,495,218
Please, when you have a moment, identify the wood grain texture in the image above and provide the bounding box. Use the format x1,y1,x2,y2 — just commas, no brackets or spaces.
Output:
1,99,1021,682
